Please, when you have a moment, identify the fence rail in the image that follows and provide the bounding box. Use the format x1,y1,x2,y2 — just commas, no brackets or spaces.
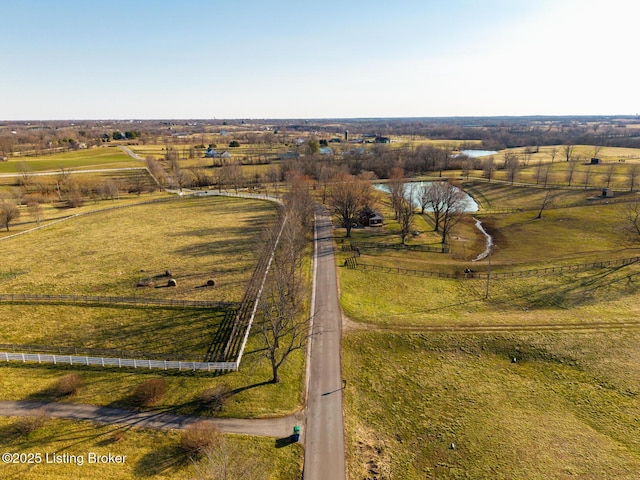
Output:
356,256,640,280
0,293,235,309
348,241,449,253
0,342,201,362
0,351,237,372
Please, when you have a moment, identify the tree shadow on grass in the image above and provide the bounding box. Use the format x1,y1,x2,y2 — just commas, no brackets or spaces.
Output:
134,445,190,477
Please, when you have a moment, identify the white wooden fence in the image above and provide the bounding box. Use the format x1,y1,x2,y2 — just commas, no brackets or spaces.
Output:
1,351,237,372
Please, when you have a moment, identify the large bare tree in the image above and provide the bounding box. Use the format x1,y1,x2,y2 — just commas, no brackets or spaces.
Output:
328,172,373,238
424,181,466,243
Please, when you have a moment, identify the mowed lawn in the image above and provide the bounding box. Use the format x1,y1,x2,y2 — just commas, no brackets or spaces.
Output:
343,330,640,480
0,418,303,480
0,195,278,301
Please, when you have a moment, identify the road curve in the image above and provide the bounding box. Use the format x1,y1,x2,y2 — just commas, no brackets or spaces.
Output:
303,209,346,480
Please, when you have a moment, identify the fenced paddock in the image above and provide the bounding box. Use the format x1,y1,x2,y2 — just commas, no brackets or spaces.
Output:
0,190,285,373
354,256,640,280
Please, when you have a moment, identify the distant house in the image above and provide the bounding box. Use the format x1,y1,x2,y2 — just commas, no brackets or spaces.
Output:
591,157,601,164
220,151,232,159
319,147,334,155
359,207,384,226
375,136,391,144
205,148,219,158
602,187,614,197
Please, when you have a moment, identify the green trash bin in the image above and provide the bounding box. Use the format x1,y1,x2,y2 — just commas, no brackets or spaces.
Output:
293,425,301,442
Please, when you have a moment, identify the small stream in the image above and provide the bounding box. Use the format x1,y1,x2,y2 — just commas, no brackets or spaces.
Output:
471,217,493,262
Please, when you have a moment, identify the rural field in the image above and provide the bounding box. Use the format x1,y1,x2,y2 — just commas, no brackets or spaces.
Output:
3,117,640,479
0,191,307,418
338,166,640,479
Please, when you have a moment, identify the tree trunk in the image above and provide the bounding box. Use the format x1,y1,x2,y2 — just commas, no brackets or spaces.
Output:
271,359,280,384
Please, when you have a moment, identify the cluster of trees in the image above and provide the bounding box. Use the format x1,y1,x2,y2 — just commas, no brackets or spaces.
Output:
326,168,466,245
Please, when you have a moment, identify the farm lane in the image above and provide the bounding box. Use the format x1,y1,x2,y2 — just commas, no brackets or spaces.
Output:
119,145,144,160
0,400,304,438
303,208,346,480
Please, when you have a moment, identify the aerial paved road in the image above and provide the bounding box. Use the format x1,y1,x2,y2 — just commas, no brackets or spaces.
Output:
303,208,346,480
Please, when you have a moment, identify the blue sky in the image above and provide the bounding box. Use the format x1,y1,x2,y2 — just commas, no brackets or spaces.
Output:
0,0,637,119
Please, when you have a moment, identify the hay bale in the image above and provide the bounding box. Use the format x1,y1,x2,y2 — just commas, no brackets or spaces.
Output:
206,279,215,287
167,278,177,287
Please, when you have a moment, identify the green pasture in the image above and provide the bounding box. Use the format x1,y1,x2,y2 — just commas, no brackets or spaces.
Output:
338,182,640,326
0,147,138,174
0,196,278,301
0,418,302,479
338,258,640,326
343,330,640,480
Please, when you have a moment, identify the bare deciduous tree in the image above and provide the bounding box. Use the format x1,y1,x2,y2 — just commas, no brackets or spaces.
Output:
536,190,556,219
549,146,558,163
0,201,20,231
222,163,243,193
565,160,579,187
193,437,265,480
563,144,575,162
423,181,466,243
387,167,406,220
582,166,594,190
16,161,33,189
503,152,520,185
482,156,496,182
397,187,416,245
26,201,43,226
622,200,640,244
328,172,373,238
604,164,616,188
